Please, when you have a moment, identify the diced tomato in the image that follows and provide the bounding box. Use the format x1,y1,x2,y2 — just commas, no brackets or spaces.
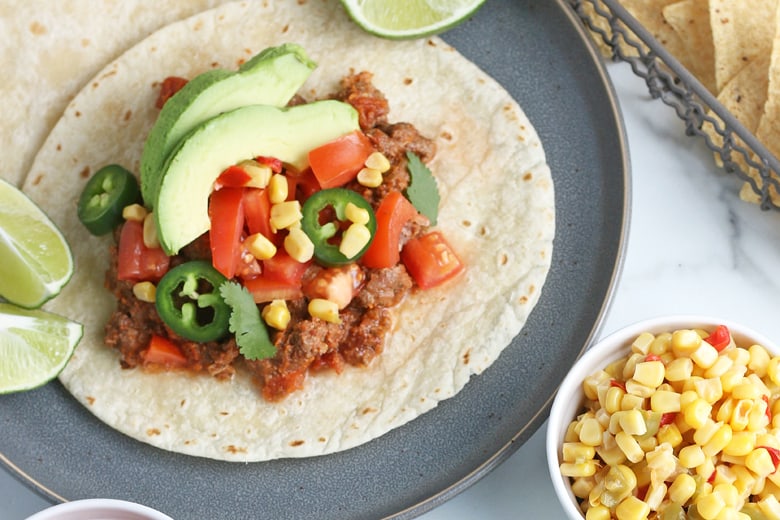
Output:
764,395,773,422
759,445,780,471
155,76,188,109
704,324,731,352
117,220,170,281
310,351,345,374
609,379,626,391
401,231,465,289
286,168,321,202
262,367,306,401
142,335,188,368
644,354,663,363
262,250,310,285
214,166,255,190
361,191,419,269
659,412,677,427
208,187,245,279
254,155,283,173
308,130,375,189
243,276,303,303
243,188,275,241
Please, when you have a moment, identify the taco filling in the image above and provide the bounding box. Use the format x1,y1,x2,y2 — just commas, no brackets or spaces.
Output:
89,63,465,402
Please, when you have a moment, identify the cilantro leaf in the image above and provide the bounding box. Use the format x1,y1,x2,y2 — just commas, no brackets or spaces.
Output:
219,281,276,360
404,151,440,226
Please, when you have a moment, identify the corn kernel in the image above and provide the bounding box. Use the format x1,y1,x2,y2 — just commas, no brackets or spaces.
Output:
714,483,739,508
562,442,596,463
730,400,752,431
579,417,604,447
308,298,341,324
571,476,595,499
596,443,627,466
633,360,665,388
585,505,611,520
339,223,372,259
705,355,734,378
723,431,756,457
650,390,681,414
644,482,667,511
692,342,720,369
625,379,655,398
345,202,370,225
365,151,390,172
356,167,382,187
631,332,655,355
142,212,160,248
283,226,314,263
746,448,777,477
268,173,288,204
684,398,712,429
604,385,625,414
666,357,694,382
614,495,650,520
657,423,683,448
669,473,697,504
621,393,645,411
728,347,751,367
649,332,672,356
749,345,771,378
122,203,147,222
721,366,748,393
245,232,277,260
132,281,156,303
560,461,597,478
758,495,780,519
270,200,302,231
262,300,290,330
672,329,702,357
697,491,726,519
619,410,647,436
767,358,780,386
237,159,272,188
615,431,644,463
732,465,757,497
679,444,706,468
703,424,733,457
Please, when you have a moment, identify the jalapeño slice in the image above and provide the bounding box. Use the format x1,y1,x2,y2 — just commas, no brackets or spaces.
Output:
155,260,230,342
301,188,376,266
77,164,141,236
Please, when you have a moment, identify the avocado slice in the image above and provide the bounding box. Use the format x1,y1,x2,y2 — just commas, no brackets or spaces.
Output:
140,43,316,208
154,100,360,255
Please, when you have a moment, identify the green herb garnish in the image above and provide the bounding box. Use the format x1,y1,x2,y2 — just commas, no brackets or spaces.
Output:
219,281,276,360
404,151,440,226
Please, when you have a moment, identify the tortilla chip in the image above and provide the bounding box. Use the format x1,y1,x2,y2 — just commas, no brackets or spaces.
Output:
0,0,226,186
22,0,554,462
709,0,778,93
663,0,717,93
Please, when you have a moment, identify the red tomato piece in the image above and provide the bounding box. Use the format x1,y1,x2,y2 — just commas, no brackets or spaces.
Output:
361,191,419,269
208,187,245,279
286,168,321,203
255,155,283,173
155,76,188,109
262,367,306,402
243,276,303,303
308,130,375,189
262,250,310,285
704,324,731,352
117,220,170,282
401,231,465,289
214,165,254,190
243,188,275,243
142,335,188,368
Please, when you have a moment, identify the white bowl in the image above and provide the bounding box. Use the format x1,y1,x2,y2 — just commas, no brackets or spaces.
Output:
25,499,173,520
545,315,780,520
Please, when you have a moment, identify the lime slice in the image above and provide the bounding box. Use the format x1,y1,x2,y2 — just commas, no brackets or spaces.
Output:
0,303,82,394
340,0,486,39
0,179,74,308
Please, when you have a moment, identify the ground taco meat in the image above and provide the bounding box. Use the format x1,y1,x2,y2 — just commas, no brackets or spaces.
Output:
103,72,436,401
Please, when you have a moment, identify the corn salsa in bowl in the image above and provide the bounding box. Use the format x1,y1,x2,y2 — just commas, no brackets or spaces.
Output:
546,316,780,520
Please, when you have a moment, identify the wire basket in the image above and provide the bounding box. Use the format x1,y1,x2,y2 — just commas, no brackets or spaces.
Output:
567,0,780,210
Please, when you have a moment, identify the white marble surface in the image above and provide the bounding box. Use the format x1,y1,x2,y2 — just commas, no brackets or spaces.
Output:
5,59,780,519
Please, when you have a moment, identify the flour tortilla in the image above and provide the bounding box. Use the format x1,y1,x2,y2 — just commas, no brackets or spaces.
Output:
22,0,554,462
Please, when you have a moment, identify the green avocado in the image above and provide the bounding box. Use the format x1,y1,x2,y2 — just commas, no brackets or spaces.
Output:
140,43,316,208
154,100,360,255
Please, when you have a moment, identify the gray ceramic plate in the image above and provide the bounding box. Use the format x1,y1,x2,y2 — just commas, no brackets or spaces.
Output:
0,1,629,518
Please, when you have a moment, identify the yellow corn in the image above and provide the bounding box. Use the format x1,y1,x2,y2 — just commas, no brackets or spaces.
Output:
633,360,665,388
562,442,596,463
615,431,644,463
730,400,753,431
585,505,611,520
237,159,272,188
684,398,712,429
270,200,302,231
749,345,772,378
717,398,736,424
604,385,625,414
356,167,383,188
619,409,647,436
672,329,702,357
560,461,598,478
714,483,739,508
665,357,694,382
614,495,650,520
657,423,683,448
705,355,733,378
132,281,156,303
649,332,672,356
732,381,761,400
631,332,654,355
365,151,390,172
122,203,147,221
679,444,706,468
767,358,780,386
703,423,733,457
267,173,288,204
669,472,697,504
650,390,681,414
579,417,604,447
621,393,645,411
625,379,655,398
345,202,370,225
691,342,720,369
571,476,595,499
693,419,721,446
746,447,776,477
261,300,290,330
732,465,758,497
307,298,341,324
758,495,780,519
339,223,372,259
644,482,667,511
283,226,314,263
721,366,748,393
728,347,751,366
723,431,756,457
245,232,277,261
583,371,610,401
696,491,726,519
142,212,160,248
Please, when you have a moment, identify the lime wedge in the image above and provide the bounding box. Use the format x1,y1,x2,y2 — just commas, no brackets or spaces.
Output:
0,303,82,394
0,179,74,308
340,0,486,39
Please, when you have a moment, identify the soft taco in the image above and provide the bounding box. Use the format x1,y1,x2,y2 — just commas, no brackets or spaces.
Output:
22,0,554,462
